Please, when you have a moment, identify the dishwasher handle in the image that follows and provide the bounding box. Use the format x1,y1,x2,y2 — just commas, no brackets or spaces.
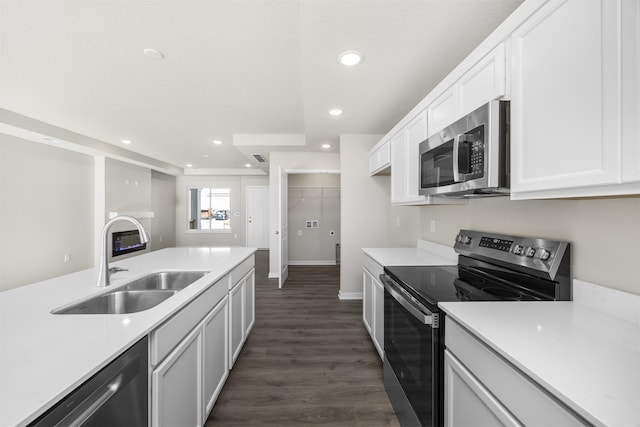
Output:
380,274,439,328
57,354,141,427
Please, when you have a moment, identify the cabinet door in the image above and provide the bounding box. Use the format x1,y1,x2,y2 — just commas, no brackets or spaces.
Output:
390,130,407,204
203,296,229,418
372,277,385,360
427,87,457,137
152,326,203,427
362,268,374,334
622,0,640,182
458,43,507,115
511,0,621,193
229,279,244,368
444,350,522,427
369,140,391,176
243,270,255,337
404,110,428,202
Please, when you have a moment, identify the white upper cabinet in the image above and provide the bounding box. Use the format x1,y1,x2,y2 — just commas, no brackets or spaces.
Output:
369,139,391,176
621,0,640,182
427,43,507,137
510,0,640,198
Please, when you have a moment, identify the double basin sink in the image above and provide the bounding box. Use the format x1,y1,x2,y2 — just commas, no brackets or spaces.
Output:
53,271,208,315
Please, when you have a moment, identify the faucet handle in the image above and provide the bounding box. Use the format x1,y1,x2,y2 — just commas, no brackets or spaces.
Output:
108,267,128,275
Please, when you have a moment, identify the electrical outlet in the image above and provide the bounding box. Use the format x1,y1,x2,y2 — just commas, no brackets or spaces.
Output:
430,220,436,233
298,230,302,236
64,254,71,263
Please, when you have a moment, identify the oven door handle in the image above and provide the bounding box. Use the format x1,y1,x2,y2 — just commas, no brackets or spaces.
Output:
380,275,438,327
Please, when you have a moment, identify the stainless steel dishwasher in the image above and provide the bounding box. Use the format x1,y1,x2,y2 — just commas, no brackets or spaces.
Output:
29,336,148,427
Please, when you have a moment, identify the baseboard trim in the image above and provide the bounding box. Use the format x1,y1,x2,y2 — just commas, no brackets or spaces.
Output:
288,260,337,266
338,291,363,300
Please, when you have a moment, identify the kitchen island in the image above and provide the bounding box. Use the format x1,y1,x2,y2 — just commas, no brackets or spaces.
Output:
0,246,256,427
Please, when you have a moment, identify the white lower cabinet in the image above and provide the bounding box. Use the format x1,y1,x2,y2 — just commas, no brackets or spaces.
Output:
445,317,585,426
203,296,229,417
150,255,256,426
362,255,384,360
444,350,521,427
229,268,255,368
152,325,204,427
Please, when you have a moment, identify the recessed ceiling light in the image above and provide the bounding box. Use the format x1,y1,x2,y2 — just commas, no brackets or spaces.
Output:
339,50,362,66
186,163,193,168
245,163,252,168
143,48,165,60
329,108,343,116
121,139,132,145
42,137,62,144
203,154,209,158
321,143,332,149
212,140,223,145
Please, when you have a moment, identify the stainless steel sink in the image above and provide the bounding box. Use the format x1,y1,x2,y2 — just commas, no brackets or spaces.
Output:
52,290,178,314
52,271,209,315
125,271,208,291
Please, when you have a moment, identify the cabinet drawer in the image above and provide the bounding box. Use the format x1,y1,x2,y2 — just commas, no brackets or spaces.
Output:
229,255,254,289
151,276,228,366
445,318,584,426
362,254,384,278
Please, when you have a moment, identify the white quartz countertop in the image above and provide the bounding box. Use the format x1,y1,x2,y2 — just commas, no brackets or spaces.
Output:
362,240,457,267
0,247,256,427
440,301,640,427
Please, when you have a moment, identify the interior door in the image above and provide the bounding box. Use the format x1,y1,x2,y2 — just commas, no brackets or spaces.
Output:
278,168,288,288
246,186,269,249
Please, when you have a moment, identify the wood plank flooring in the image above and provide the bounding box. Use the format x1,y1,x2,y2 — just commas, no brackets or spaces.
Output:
206,251,399,427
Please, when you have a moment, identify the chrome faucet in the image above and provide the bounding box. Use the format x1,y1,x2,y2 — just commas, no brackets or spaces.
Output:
97,215,151,287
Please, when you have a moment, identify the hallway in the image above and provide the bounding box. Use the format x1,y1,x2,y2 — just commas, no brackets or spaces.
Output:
206,251,399,426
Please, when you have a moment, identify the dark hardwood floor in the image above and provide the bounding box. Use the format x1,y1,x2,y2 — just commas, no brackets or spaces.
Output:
206,250,399,426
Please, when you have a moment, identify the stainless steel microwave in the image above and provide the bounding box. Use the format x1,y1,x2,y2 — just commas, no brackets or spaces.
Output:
419,100,510,197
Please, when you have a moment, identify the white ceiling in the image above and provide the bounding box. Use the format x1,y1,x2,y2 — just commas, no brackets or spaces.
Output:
0,0,522,174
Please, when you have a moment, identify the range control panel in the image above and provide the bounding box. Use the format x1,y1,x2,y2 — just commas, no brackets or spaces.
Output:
454,229,570,279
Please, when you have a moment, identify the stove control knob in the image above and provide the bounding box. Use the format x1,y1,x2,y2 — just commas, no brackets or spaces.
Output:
513,245,524,255
525,247,536,257
463,235,472,244
539,249,551,260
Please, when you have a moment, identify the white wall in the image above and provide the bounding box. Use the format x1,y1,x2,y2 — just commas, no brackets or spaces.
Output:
175,175,269,247
339,134,420,298
268,152,340,277
0,134,94,291
151,170,177,250
420,196,640,296
288,174,340,264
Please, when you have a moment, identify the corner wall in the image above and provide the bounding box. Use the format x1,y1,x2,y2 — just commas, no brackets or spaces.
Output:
339,134,420,298
0,134,94,290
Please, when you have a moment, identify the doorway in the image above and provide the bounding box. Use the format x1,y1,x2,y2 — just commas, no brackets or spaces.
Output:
246,186,269,249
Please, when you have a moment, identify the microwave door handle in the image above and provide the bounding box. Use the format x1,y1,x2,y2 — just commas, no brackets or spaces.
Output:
454,134,472,181
453,134,462,182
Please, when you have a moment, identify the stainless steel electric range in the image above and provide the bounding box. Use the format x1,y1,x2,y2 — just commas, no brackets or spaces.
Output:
380,230,571,427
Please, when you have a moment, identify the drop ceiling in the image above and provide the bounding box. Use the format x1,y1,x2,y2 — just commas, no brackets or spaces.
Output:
0,0,523,174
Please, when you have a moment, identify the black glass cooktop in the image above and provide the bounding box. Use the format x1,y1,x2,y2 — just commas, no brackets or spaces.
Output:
384,265,548,309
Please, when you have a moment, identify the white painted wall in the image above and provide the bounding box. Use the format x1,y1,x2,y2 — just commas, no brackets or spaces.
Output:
175,175,269,247
339,134,420,298
268,152,340,277
151,170,177,251
0,134,94,291
420,197,640,296
288,174,340,264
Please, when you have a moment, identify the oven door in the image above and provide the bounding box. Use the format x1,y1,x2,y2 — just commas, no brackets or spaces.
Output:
381,275,442,427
